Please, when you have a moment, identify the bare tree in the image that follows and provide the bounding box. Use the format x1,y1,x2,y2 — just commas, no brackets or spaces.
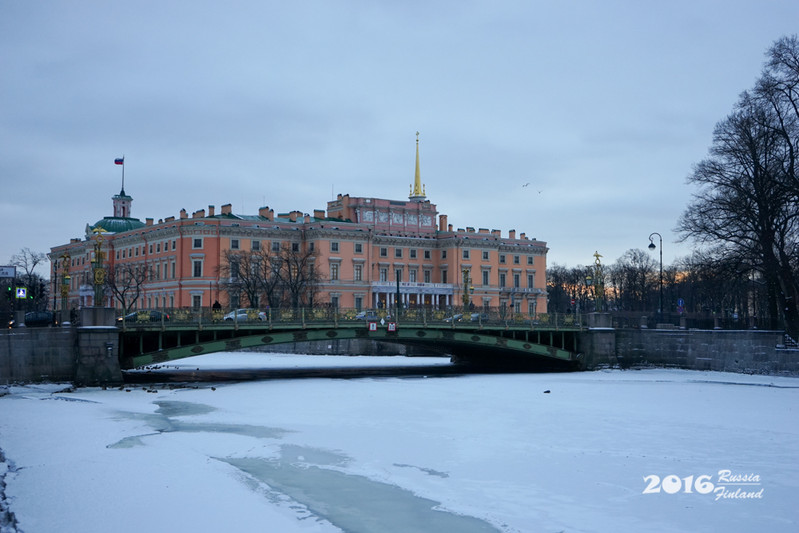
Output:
754,35,799,198
219,250,267,309
545,264,595,312
677,94,799,335
277,242,321,309
105,263,151,314
10,248,50,310
608,249,657,312
10,248,48,284
546,264,572,313
219,240,320,310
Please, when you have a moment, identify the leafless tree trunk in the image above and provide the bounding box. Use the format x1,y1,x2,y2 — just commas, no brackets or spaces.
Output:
219,240,320,310
106,263,151,314
678,39,799,335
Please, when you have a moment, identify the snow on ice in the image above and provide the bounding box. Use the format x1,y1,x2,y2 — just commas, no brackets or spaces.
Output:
1,353,797,532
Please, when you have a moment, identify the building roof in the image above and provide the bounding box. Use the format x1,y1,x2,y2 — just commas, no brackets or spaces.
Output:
87,216,146,235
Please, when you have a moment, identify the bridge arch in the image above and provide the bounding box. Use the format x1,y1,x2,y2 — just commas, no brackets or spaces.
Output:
126,326,580,371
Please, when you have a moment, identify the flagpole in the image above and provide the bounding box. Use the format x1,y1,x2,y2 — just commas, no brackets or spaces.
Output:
121,154,125,193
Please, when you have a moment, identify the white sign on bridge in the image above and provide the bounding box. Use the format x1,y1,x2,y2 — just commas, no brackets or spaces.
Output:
0,266,15,278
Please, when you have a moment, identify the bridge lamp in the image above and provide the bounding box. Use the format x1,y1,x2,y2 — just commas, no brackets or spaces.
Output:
462,269,472,311
585,273,593,311
60,252,71,316
648,232,663,317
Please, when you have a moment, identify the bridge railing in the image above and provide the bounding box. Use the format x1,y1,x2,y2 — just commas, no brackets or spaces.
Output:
116,307,584,331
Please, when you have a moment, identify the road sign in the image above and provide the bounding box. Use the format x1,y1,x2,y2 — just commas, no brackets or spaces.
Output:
16,287,27,299
387,322,396,332
0,266,15,278
368,322,377,331
678,298,685,307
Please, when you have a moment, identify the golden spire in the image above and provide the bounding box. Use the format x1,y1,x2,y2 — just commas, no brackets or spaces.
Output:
410,131,426,202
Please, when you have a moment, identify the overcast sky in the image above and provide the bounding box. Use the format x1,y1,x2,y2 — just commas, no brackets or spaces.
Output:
2,1,797,276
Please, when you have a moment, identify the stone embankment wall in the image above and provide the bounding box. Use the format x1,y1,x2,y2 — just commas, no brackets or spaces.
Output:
585,328,798,375
0,328,76,384
1,308,122,386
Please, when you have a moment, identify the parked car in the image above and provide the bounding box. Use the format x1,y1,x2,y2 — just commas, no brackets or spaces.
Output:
10,311,55,328
223,309,266,321
444,313,464,323
355,310,379,321
470,313,488,322
117,310,170,323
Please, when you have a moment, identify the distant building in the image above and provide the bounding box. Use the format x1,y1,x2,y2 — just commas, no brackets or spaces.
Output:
50,137,548,314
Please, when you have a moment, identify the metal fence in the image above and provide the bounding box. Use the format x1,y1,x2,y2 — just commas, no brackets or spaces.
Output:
609,311,780,330
115,307,584,330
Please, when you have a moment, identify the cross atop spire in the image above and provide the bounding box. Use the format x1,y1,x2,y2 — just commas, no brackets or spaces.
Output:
409,131,426,202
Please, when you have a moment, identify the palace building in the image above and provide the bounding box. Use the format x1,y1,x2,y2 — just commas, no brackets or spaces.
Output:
50,137,548,314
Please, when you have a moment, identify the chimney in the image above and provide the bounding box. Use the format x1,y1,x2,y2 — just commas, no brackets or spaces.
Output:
221,203,232,215
165,216,175,222
448,224,453,232
520,232,526,240
180,209,188,219
304,214,311,223
289,210,301,222
439,214,448,232
314,209,325,219
193,209,205,219
491,229,500,237
146,218,154,226
258,206,274,221
208,205,215,216
479,228,489,234
509,229,516,239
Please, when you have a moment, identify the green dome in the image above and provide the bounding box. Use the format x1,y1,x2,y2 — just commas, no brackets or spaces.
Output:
88,217,146,234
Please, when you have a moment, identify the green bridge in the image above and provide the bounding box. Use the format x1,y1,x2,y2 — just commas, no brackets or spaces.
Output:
118,308,585,371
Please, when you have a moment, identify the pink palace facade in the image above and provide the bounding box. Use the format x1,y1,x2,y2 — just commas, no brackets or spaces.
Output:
50,138,549,315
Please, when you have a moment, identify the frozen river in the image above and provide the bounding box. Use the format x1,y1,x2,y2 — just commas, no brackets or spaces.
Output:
1,353,797,532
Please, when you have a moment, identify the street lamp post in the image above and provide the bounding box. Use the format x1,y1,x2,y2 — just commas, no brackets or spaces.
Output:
585,272,593,312
92,230,107,307
59,252,71,321
52,260,58,312
593,251,604,312
395,269,402,317
461,269,471,313
648,232,663,317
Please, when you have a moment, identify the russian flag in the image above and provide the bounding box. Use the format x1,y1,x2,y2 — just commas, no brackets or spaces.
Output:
114,157,124,165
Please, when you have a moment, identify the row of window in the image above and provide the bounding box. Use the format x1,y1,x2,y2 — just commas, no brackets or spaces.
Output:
463,250,535,265
226,238,538,267
331,242,537,265
329,265,537,288
230,239,305,253
109,234,539,265
116,238,180,260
